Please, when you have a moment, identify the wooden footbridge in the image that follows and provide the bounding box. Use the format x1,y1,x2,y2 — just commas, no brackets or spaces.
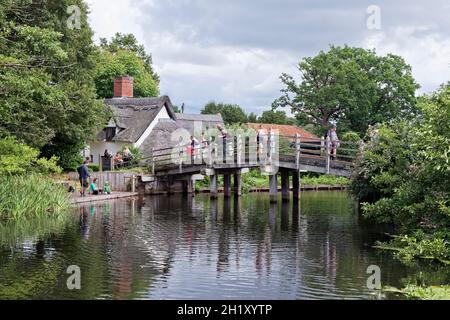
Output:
141,134,359,203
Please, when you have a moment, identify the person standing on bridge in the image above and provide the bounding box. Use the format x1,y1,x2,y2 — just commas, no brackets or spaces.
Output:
217,124,228,163
328,124,340,159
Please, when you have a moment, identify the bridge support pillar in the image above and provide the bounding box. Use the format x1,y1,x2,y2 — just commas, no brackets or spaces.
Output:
210,174,218,199
233,173,242,196
269,174,278,203
292,171,301,200
281,171,290,202
167,176,174,195
223,174,231,198
183,176,195,196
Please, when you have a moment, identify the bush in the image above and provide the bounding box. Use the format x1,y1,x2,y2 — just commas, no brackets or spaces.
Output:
88,164,100,172
351,84,450,261
0,137,62,175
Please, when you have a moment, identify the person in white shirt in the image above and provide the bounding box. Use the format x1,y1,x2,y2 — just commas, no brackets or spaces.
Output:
328,125,340,158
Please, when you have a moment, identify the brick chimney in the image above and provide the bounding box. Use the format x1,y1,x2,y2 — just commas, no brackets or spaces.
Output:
114,76,134,98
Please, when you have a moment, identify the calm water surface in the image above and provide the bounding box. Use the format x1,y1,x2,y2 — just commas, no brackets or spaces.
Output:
1,192,449,300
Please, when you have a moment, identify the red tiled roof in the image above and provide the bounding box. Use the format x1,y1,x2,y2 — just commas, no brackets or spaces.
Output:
247,123,318,140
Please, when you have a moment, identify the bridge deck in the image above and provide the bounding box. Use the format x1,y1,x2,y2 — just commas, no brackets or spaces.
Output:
149,135,357,178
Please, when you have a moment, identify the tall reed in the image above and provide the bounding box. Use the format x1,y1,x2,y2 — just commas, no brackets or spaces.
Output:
0,175,70,221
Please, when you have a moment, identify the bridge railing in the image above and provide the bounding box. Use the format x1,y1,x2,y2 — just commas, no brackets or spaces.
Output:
148,134,361,174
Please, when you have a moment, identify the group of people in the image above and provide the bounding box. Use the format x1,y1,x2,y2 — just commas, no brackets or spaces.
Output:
76,158,111,197
186,123,340,161
103,148,134,169
187,124,228,162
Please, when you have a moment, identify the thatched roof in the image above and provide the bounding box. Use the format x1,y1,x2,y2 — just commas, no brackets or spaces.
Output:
97,96,176,143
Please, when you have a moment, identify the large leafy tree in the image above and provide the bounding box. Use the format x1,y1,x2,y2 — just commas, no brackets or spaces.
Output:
273,45,419,135
0,0,109,170
201,102,248,125
95,33,159,98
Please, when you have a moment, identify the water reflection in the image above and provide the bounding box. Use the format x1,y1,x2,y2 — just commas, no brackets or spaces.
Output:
1,192,449,300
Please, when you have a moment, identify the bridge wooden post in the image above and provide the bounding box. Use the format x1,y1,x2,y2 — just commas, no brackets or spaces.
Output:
210,174,218,199
179,143,183,173
295,134,301,169
207,137,213,166
236,135,243,166
233,173,242,196
281,170,290,202
183,176,194,195
269,174,278,203
326,136,331,174
292,171,301,200
223,174,231,198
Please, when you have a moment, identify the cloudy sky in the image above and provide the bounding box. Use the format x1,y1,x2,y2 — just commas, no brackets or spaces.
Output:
87,0,450,114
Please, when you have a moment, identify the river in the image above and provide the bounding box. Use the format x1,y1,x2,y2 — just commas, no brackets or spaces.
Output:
0,191,448,299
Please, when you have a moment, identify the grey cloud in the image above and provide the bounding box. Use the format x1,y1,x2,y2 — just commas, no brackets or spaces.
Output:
105,0,450,113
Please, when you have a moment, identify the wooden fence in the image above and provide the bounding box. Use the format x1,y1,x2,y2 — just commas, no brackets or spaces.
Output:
68,172,136,192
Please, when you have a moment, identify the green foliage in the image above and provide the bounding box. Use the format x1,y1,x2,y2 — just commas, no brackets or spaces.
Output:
351,84,450,260
0,175,70,221
94,49,159,99
259,110,294,125
0,137,61,175
398,285,450,300
274,45,419,135
247,112,258,123
201,102,248,124
117,145,143,169
0,0,110,170
121,145,142,161
302,175,350,186
99,33,159,83
88,164,100,172
394,236,450,262
341,131,361,143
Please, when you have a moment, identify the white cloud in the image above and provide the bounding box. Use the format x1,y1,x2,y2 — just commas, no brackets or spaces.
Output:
363,26,450,93
86,0,145,42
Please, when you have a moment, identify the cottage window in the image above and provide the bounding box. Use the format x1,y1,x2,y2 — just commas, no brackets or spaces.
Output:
105,127,116,141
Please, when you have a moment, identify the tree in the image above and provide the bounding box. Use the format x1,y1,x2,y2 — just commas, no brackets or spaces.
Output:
201,102,248,125
99,33,159,81
0,137,61,175
350,84,450,259
259,110,294,125
0,0,110,170
95,33,159,99
273,45,419,135
247,112,258,123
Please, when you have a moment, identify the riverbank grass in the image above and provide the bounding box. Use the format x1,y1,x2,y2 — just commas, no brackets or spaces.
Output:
385,285,450,300
0,175,71,221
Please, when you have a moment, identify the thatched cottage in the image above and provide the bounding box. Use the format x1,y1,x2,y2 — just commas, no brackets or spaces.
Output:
85,77,224,165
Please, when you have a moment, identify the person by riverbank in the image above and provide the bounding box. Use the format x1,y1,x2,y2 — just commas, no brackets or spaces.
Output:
77,160,90,197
